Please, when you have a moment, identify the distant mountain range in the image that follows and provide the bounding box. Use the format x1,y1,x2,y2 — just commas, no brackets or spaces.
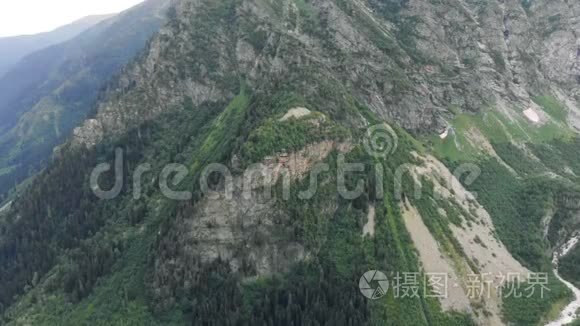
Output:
0,15,114,79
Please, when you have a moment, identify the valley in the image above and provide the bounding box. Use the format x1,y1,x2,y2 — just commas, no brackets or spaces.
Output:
547,234,580,326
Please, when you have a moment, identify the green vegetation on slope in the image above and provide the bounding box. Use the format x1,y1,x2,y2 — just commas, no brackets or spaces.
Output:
429,98,573,162
190,84,250,173
1,78,475,325
426,96,580,325
560,245,580,288
443,137,580,325
1,96,224,324
502,273,571,326
1,0,577,322
534,96,569,123
242,112,349,165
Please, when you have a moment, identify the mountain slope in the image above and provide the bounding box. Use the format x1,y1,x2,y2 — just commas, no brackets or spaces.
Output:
0,0,579,325
0,0,171,199
0,15,114,79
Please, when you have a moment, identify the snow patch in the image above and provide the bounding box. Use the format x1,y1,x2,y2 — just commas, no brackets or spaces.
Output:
524,108,541,123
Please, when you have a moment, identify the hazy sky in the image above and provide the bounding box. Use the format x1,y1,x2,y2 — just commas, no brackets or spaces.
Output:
0,0,144,37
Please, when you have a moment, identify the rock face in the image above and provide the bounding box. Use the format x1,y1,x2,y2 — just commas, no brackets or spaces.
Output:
153,141,352,309
395,0,579,128
73,0,579,149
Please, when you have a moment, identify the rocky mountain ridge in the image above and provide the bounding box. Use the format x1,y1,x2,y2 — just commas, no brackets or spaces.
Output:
73,0,580,148
1,0,580,325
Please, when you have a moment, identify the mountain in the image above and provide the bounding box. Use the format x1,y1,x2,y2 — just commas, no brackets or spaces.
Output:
0,15,114,79
0,0,579,325
0,0,171,199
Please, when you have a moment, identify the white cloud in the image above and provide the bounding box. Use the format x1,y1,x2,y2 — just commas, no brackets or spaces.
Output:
0,0,144,37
